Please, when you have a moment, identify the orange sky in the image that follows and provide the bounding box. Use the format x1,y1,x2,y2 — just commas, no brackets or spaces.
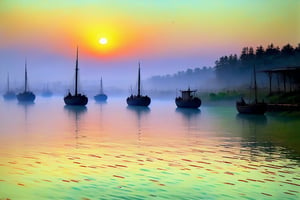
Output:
0,0,299,83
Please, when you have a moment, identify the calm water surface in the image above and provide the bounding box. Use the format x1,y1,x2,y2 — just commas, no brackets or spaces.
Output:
0,97,299,199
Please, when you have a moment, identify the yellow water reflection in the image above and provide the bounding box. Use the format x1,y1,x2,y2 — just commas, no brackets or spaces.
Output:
0,98,299,199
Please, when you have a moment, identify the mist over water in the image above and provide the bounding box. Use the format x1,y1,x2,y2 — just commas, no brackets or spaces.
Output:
0,97,299,199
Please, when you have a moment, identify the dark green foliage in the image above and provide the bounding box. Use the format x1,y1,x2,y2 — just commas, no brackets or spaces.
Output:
266,92,300,104
214,43,300,87
209,90,242,101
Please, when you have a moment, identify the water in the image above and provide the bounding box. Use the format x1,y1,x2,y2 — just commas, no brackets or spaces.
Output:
0,97,299,199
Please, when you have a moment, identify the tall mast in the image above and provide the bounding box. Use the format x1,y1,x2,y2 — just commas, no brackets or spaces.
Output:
75,47,78,96
25,59,27,92
7,73,10,92
100,77,103,94
253,65,257,103
138,62,141,96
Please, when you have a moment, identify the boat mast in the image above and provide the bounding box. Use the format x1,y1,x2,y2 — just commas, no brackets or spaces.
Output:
253,65,257,103
138,62,141,96
100,77,103,94
7,73,10,92
75,47,78,96
25,60,27,92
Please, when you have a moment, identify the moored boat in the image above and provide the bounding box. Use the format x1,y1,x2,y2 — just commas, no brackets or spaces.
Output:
175,88,201,109
94,77,108,102
127,63,151,107
236,65,267,115
64,47,88,106
41,83,53,97
3,74,16,100
17,61,36,103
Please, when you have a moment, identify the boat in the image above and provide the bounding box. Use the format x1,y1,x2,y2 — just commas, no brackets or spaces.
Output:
17,61,36,102
3,74,16,100
175,88,201,108
64,47,88,106
94,77,108,102
41,83,53,97
236,65,267,115
126,63,151,107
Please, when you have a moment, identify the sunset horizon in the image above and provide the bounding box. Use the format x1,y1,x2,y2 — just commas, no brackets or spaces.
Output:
0,0,299,88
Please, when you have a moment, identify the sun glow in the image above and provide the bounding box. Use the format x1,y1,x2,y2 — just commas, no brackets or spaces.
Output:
99,37,108,45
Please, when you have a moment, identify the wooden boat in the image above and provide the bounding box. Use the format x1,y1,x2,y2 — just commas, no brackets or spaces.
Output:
17,61,35,102
127,63,151,107
3,74,16,100
236,65,267,115
94,77,107,102
64,47,88,106
175,88,201,109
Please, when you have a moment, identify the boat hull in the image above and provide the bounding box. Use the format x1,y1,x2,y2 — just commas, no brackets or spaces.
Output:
3,92,16,100
17,92,35,102
127,95,151,107
236,102,267,115
94,94,107,102
64,95,88,106
41,91,53,97
175,97,201,109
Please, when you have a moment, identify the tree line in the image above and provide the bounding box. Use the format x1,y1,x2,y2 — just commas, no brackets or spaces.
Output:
147,67,215,90
215,43,300,87
147,43,300,91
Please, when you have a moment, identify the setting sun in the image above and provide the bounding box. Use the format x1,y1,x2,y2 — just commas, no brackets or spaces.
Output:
99,37,108,45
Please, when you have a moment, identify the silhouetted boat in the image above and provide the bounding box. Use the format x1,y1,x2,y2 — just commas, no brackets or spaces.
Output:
17,61,35,102
175,88,201,108
3,74,16,100
127,63,151,107
94,77,107,102
236,65,267,115
64,47,88,106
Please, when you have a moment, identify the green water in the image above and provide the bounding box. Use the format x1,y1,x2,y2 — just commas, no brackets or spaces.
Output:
0,97,299,199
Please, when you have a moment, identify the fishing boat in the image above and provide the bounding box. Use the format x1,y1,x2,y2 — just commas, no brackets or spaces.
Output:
17,61,36,102
236,65,267,115
175,88,201,109
94,77,107,102
3,74,16,100
127,63,151,107
64,47,88,106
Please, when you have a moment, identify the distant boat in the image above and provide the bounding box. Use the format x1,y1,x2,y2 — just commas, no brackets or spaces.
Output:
41,90,53,97
94,77,107,102
236,65,267,115
3,74,16,100
127,63,151,107
64,47,88,106
41,84,53,97
17,60,36,103
175,88,201,109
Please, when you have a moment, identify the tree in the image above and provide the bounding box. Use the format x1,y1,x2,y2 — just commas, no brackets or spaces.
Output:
281,44,294,56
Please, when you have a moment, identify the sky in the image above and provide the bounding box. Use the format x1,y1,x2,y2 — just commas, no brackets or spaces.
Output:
0,0,299,91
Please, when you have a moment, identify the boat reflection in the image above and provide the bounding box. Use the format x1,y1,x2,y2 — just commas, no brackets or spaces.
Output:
95,101,107,105
64,105,87,116
18,101,35,106
126,106,150,140
236,113,267,126
236,113,273,161
127,106,150,116
175,107,201,118
18,101,35,123
175,108,201,135
64,105,87,147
